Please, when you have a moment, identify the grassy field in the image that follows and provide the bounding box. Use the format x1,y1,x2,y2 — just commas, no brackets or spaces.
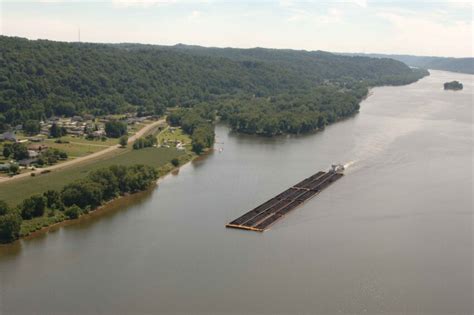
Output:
158,127,192,148
42,135,118,157
0,146,190,206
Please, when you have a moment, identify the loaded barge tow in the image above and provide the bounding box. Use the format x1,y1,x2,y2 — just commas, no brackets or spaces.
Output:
226,164,345,232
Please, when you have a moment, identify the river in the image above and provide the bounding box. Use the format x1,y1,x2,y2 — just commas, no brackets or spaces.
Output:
0,70,472,315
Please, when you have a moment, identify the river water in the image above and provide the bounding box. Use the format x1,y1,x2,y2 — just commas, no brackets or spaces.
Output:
0,70,472,315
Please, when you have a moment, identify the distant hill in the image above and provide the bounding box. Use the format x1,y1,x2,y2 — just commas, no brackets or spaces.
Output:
0,36,427,136
341,53,473,75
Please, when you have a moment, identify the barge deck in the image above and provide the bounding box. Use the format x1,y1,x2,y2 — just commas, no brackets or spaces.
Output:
226,169,343,232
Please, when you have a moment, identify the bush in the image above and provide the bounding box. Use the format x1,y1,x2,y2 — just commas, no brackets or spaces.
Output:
0,200,10,216
171,158,180,167
61,180,103,209
119,135,128,147
64,205,81,219
105,121,127,138
43,190,63,210
19,195,46,219
0,211,22,243
133,135,157,150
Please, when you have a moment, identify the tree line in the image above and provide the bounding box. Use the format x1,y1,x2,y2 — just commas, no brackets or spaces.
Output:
0,164,158,243
0,36,427,133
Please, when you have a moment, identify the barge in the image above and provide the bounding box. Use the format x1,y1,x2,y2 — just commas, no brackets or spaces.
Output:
226,164,344,232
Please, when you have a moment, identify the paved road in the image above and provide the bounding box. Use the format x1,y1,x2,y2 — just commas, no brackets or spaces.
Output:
0,119,165,183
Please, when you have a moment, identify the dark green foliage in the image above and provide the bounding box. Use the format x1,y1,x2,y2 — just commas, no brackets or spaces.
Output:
0,211,22,243
43,190,63,210
61,164,158,209
0,36,427,130
191,124,215,154
167,107,215,154
49,123,67,138
133,135,157,150
0,200,9,216
171,158,180,167
19,194,46,219
9,163,19,175
3,144,12,158
23,120,40,135
88,168,120,200
444,81,463,90
11,143,28,160
61,180,103,209
105,121,127,138
37,148,67,165
119,135,128,147
64,205,81,219
345,53,473,75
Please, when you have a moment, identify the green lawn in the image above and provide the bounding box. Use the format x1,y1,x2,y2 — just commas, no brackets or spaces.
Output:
0,147,188,206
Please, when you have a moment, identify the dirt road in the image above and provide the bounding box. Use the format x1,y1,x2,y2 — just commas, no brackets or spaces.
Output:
0,119,165,183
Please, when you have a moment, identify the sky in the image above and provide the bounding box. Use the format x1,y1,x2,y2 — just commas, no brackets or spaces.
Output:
0,0,472,57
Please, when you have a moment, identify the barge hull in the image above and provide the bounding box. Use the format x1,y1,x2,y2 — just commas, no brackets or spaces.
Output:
226,170,343,232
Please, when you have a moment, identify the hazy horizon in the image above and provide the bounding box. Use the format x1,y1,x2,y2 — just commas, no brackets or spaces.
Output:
1,0,472,58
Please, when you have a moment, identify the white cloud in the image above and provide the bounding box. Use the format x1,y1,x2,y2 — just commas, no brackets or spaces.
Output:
375,10,472,57
287,7,343,24
111,0,177,8
351,0,367,8
188,10,201,20
444,0,473,9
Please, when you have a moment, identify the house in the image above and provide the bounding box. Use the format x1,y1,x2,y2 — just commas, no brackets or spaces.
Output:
0,131,16,142
28,144,48,152
92,130,106,137
18,158,37,166
28,150,39,158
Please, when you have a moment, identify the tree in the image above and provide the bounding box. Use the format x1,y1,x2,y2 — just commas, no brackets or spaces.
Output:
119,135,128,147
19,195,46,219
3,144,12,158
0,200,9,216
43,190,63,210
23,120,41,135
61,180,103,209
9,164,19,175
105,121,127,138
49,123,67,138
64,205,81,219
0,211,22,243
171,158,180,167
12,143,28,160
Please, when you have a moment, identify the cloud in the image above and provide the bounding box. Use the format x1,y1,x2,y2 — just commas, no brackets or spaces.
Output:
111,0,177,8
188,10,201,20
350,0,367,8
375,10,472,57
287,7,343,24
444,0,473,9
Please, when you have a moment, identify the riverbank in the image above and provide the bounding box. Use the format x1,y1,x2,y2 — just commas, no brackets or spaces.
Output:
4,148,199,243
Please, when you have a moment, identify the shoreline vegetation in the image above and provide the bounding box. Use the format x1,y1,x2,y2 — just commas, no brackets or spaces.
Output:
0,149,199,244
0,121,200,244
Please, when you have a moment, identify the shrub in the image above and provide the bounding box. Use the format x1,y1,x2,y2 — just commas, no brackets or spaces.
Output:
119,135,128,147
0,200,9,216
19,195,46,219
0,211,22,243
171,158,180,167
64,205,81,219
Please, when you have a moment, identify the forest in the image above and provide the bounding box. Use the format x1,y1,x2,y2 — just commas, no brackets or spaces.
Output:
0,36,428,138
